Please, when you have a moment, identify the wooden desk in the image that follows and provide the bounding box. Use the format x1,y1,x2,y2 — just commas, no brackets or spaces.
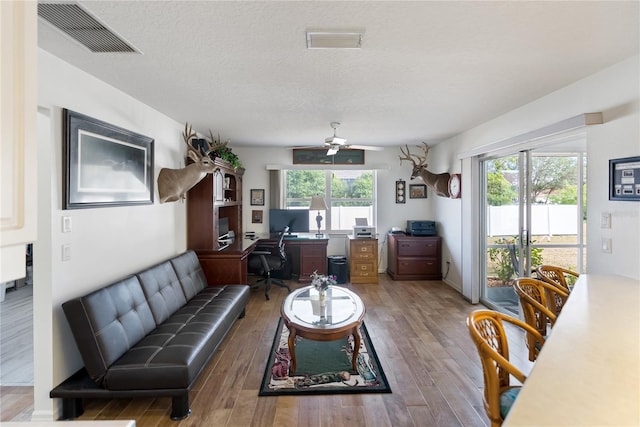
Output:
504,274,640,426
195,237,259,285
259,234,329,282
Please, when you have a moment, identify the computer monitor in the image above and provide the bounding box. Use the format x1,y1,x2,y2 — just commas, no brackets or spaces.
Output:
218,217,229,239
269,209,309,234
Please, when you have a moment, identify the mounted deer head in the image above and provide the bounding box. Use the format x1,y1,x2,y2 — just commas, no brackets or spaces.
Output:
157,123,220,203
399,142,451,197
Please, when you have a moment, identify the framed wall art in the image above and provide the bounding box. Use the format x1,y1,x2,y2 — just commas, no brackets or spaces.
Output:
293,148,365,165
250,188,265,205
395,180,406,203
252,210,263,224
609,155,640,201
63,109,154,209
409,184,427,199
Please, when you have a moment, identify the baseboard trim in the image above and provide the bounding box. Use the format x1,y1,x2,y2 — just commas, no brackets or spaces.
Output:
29,409,55,422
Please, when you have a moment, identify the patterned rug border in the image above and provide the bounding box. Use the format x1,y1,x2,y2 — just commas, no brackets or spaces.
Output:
259,318,392,396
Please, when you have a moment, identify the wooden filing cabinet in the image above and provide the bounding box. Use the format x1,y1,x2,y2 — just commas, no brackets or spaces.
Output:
386,234,442,280
347,236,378,284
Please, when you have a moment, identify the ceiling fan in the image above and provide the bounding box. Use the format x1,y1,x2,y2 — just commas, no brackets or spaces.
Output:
293,122,384,156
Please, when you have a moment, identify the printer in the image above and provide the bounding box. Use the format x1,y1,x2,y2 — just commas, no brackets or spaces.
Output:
353,217,375,238
353,226,376,238
406,220,437,236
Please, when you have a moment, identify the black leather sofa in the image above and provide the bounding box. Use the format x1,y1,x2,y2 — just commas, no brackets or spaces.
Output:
50,250,250,420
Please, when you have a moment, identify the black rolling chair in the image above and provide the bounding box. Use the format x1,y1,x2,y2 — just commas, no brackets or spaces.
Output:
247,226,291,300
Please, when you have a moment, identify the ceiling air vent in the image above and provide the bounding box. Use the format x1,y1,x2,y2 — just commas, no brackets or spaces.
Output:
38,3,139,53
306,31,364,49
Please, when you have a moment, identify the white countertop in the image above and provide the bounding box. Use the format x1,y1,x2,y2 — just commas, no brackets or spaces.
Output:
504,274,640,426
2,422,135,427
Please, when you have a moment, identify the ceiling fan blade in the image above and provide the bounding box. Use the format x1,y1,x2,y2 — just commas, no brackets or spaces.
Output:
346,145,385,151
289,145,321,149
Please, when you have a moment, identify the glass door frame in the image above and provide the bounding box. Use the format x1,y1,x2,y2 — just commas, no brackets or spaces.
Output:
480,148,586,313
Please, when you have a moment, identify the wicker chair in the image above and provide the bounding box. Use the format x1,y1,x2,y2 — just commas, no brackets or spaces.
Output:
513,278,568,361
467,310,544,427
536,264,579,293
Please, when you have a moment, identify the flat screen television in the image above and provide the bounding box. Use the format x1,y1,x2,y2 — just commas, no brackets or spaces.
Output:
269,209,309,235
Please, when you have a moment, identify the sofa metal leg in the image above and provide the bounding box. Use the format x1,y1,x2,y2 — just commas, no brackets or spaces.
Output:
170,393,191,421
239,309,246,319
59,397,84,420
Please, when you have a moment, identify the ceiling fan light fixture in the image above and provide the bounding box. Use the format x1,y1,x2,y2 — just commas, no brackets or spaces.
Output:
326,147,339,156
306,31,364,49
325,136,347,145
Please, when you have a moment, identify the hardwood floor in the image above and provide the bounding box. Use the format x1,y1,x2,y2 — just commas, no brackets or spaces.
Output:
0,283,33,386
1,275,535,426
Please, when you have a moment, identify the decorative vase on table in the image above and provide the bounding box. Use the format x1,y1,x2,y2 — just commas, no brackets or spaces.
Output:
311,270,336,318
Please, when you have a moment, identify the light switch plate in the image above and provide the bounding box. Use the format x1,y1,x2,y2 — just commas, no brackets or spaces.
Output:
62,244,71,261
600,212,611,229
601,237,612,254
62,216,72,233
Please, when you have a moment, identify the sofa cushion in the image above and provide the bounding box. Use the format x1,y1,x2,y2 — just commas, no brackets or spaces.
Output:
170,250,208,300
62,276,156,384
138,261,187,325
102,285,249,390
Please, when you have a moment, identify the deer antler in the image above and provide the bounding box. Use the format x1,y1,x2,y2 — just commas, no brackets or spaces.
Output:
418,142,430,158
399,144,426,167
207,129,229,156
183,122,202,159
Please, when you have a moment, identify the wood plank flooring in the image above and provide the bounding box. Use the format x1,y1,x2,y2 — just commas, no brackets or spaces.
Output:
0,284,33,386
1,275,535,426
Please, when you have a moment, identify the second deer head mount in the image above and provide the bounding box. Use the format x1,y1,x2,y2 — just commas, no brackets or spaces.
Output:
157,123,228,203
399,142,451,198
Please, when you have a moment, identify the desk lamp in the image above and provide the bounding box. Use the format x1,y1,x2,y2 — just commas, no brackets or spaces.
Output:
309,195,328,237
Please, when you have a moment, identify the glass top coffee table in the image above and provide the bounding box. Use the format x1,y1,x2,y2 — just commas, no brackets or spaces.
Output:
280,285,366,374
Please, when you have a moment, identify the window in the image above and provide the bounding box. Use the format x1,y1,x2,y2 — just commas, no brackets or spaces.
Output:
284,169,376,233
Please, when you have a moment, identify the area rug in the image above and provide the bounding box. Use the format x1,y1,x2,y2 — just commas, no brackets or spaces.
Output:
259,318,391,396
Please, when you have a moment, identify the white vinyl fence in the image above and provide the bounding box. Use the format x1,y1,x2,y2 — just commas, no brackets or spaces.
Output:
487,205,578,237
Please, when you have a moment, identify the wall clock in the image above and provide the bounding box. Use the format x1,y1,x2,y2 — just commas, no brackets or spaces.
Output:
448,174,461,199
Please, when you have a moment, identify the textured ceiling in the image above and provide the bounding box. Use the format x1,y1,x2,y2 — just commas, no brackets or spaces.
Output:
38,1,639,148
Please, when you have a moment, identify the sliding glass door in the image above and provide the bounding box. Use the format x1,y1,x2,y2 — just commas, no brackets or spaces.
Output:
481,145,586,314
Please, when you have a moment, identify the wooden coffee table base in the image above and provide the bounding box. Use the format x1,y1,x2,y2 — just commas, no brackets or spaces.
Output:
285,323,362,375
280,285,366,376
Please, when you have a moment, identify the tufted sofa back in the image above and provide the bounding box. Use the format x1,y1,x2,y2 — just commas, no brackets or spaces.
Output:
62,250,210,384
62,276,157,383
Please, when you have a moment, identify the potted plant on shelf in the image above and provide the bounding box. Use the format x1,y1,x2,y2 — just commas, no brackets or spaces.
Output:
216,145,242,170
185,124,243,171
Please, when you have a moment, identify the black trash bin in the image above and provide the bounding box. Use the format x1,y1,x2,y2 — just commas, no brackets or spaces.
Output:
328,255,349,284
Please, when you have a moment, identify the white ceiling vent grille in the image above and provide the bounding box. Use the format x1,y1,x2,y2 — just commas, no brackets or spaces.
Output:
306,31,363,49
38,3,139,53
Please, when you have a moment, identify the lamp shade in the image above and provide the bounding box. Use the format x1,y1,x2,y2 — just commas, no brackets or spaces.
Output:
309,195,328,211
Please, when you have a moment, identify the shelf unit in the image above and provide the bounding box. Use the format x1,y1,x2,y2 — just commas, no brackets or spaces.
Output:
186,159,244,250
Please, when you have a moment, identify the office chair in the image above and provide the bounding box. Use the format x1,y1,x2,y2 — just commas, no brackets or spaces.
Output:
247,226,291,300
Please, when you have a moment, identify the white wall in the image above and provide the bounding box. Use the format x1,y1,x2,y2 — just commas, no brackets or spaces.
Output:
431,55,640,302
34,50,187,420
